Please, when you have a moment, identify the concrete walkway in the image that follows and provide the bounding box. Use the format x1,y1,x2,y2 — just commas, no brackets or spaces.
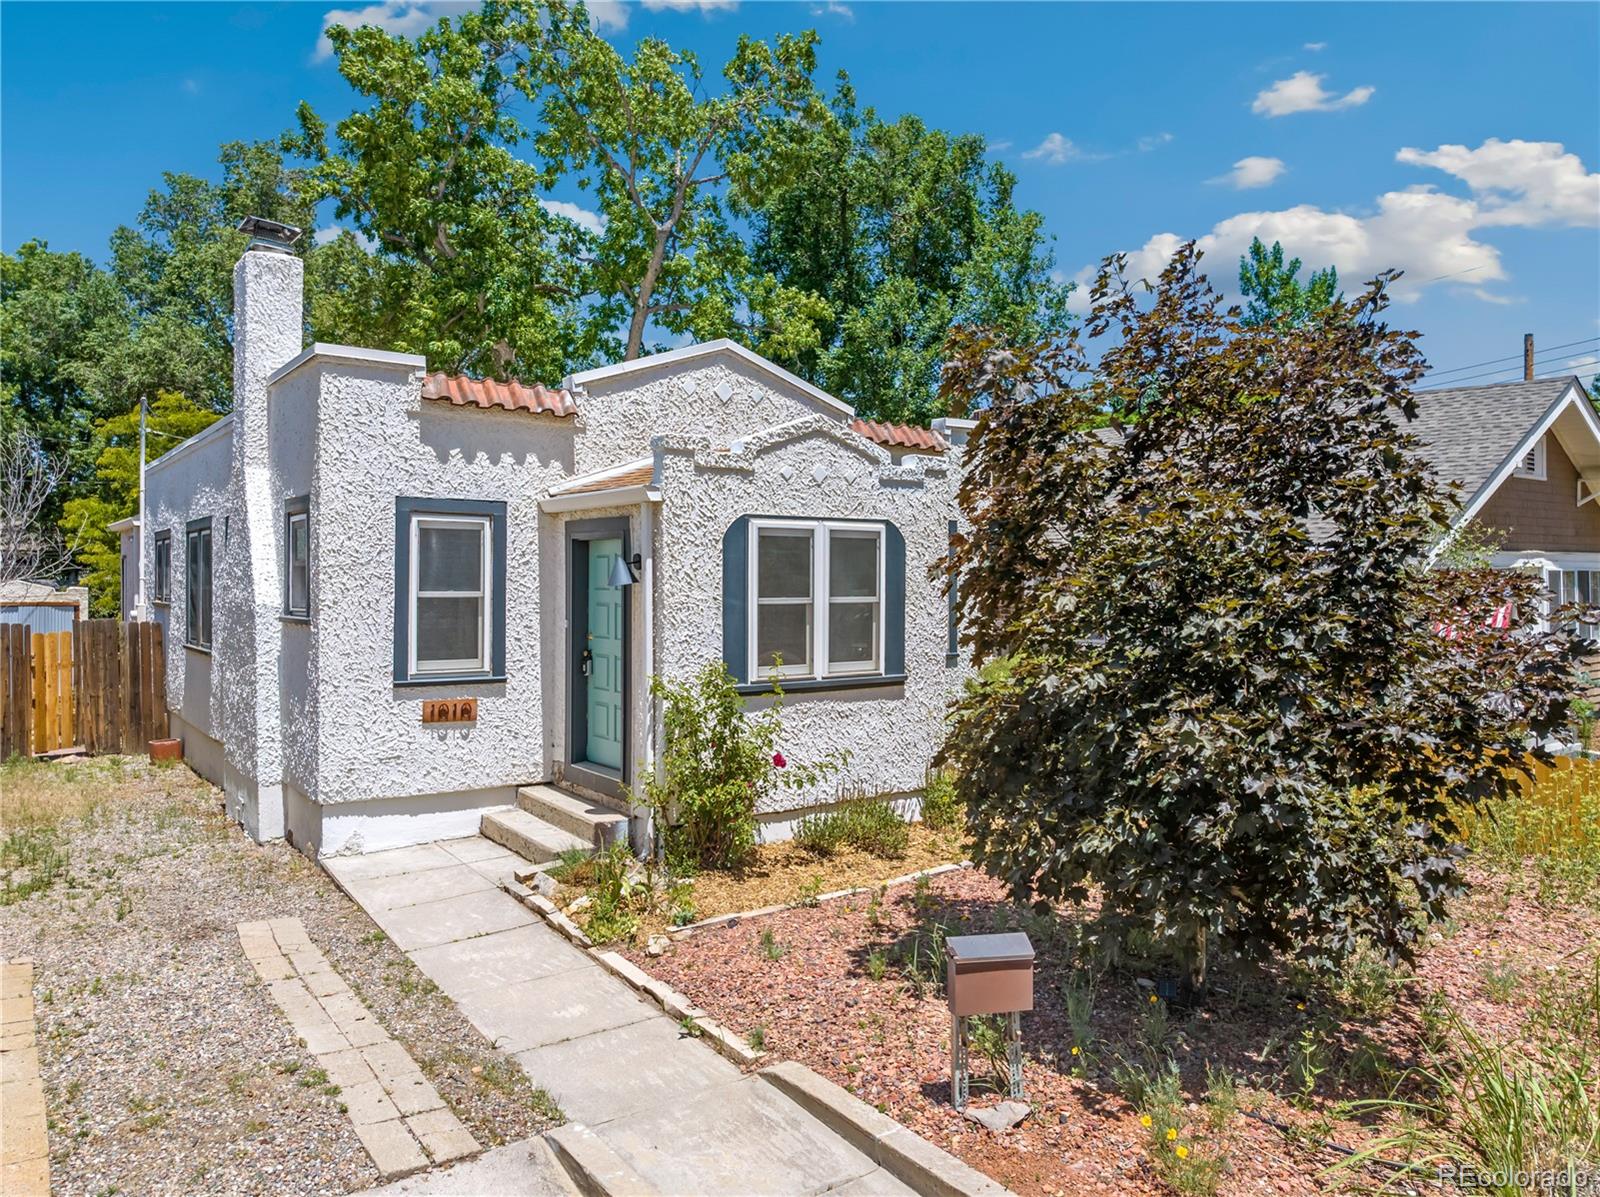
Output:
2,960,50,1197
324,837,921,1196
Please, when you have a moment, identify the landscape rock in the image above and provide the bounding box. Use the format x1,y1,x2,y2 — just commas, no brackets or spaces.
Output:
645,934,671,958
962,1101,1030,1131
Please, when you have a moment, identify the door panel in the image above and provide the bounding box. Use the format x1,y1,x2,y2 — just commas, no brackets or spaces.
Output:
585,537,625,770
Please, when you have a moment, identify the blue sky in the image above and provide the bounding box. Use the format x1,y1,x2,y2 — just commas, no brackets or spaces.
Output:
3,1,1597,385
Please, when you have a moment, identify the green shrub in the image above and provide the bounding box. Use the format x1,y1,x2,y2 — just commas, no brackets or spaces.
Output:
919,770,963,833
633,662,844,871
793,799,908,859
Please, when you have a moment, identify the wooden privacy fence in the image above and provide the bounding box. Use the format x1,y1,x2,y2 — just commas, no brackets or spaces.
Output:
0,620,167,759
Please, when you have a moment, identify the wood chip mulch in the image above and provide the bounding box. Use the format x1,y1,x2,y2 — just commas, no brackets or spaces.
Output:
626,867,1600,1197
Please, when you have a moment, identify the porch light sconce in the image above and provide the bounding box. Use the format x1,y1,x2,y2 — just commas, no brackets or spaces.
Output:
607,552,643,588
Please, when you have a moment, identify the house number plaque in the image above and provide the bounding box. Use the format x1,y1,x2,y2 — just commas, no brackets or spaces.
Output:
422,699,478,724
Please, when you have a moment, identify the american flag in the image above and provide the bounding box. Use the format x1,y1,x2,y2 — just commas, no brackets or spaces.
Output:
1433,601,1513,640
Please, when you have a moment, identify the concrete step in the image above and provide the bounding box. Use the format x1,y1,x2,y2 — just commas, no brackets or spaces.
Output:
517,785,629,850
480,808,592,866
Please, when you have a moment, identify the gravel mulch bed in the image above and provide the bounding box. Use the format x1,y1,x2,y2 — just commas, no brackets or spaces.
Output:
0,756,559,1197
626,866,1600,1196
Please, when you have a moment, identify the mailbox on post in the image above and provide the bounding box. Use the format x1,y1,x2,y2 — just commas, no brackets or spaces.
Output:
946,932,1034,1110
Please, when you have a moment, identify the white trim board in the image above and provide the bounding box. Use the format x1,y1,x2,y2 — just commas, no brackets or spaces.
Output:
1456,381,1600,531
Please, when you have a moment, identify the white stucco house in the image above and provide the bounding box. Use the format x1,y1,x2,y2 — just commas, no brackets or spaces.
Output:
124,226,971,858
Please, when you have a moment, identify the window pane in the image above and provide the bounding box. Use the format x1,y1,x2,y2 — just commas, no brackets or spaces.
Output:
289,516,309,613
757,603,811,670
829,532,878,598
829,601,877,667
757,530,812,599
418,523,483,592
197,531,212,647
416,596,482,666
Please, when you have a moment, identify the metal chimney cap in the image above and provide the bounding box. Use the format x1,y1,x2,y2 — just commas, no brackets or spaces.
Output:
237,216,303,250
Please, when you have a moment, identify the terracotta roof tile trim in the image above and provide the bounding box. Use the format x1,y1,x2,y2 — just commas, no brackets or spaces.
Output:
421,372,578,418
850,418,947,452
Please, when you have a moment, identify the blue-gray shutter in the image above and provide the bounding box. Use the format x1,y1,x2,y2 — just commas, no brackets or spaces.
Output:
885,521,905,677
722,516,750,684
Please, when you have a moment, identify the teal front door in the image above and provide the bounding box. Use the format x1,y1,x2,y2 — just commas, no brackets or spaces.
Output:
584,537,625,770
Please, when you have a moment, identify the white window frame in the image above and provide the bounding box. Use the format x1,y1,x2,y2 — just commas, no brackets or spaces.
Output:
1513,437,1547,481
408,513,492,677
747,519,885,681
1546,566,1600,643
185,525,212,650
285,509,310,618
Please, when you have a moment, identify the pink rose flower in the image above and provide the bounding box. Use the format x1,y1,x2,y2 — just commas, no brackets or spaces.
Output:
772,751,787,768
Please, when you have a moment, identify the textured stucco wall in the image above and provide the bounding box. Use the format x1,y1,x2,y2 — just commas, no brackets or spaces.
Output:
304,360,576,839
654,415,960,818
571,357,845,476
142,419,234,750
269,366,318,804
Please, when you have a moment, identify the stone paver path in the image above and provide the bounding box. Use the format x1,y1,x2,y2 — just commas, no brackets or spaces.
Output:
325,836,921,1195
1,960,50,1197
239,918,478,1177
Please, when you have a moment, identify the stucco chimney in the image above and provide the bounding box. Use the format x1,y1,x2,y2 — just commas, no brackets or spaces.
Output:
233,219,304,425
1524,333,1535,382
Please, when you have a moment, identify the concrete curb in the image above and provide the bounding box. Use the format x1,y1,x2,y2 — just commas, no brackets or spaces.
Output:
591,950,765,1068
504,883,594,949
543,1122,662,1197
758,1061,1016,1197
668,861,972,940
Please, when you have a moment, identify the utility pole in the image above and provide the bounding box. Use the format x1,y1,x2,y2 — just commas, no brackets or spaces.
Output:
135,395,148,620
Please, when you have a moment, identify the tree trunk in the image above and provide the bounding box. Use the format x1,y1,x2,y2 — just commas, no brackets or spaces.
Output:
625,226,672,360
1189,924,1208,994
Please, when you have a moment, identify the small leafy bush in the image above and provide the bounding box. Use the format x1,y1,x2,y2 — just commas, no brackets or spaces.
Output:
919,770,964,834
793,799,909,859
634,662,844,871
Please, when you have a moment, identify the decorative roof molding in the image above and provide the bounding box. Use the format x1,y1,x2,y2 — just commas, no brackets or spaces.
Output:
421,372,578,419
655,415,947,485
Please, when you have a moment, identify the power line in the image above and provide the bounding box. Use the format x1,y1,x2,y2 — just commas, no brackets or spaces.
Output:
1418,351,1600,390
1423,335,1600,382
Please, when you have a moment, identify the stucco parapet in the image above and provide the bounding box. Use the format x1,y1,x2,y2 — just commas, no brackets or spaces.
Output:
654,416,944,488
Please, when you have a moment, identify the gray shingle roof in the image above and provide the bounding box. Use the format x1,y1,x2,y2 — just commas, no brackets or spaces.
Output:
1404,376,1579,505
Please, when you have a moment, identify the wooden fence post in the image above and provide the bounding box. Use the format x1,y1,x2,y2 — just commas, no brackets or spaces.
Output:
0,625,31,760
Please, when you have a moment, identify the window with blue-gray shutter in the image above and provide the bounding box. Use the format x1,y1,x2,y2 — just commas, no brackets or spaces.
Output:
722,515,904,693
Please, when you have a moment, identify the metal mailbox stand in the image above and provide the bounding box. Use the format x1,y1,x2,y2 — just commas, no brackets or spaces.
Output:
945,932,1034,1111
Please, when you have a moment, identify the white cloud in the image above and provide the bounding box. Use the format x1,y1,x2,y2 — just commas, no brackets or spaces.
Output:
1396,138,1600,228
586,1,630,31
1252,70,1375,116
181,77,201,96
313,225,378,252
1060,139,1600,312
314,1,470,60
1211,156,1286,190
639,0,738,12
1137,132,1174,152
539,198,607,238
1022,133,1088,165
809,0,854,19
1303,41,1327,51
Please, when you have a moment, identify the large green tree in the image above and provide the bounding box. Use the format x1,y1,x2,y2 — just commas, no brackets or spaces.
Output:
292,3,593,381
1238,236,1340,329
940,245,1573,985
742,82,1073,423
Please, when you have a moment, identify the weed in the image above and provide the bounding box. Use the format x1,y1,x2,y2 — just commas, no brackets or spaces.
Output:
547,848,594,887
898,919,948,998
793,874,823,908
758,928,787,962
1,825,69,905
865,948,888,981
1334,941,1403,1019
1482,961,1521,1003
1289,1025,1327,1107
747,1024,767,1052
360,930,387,946
113,891,132,921
678,1015,703,1039
911,873,935,913
865,886,885,927
1203,1063,1237,1131
1460,756,1600,905
967,1015,1015,1092
1111,1053,1180,1111
1137,993,1172,1062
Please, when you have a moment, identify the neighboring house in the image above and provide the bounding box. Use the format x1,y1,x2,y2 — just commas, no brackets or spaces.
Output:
0,580,89,633
131,228,972,858
1412,375,1600,633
